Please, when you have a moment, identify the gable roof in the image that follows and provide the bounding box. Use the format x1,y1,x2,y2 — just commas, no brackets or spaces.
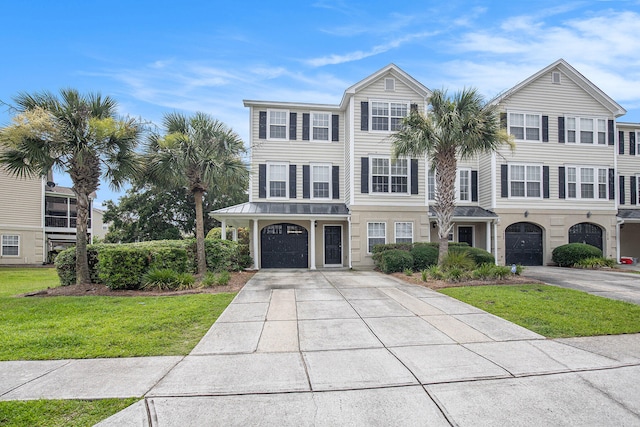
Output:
491,59,627,117
339,64,431,109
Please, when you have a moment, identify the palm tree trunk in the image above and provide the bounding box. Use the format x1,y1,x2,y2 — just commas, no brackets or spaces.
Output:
194,189,207,275
75,192,91,284
435,148,457,265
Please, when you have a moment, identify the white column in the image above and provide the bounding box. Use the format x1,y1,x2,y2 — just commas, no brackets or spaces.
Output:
616,220,622,264
485,221,491,253
493,220,499,265
221,220,227,240
310,220,316,270
252,219,259,270
232,228,238,242
347,216,352,269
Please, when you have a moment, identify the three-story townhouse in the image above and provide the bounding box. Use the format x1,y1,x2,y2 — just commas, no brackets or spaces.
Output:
616,122,640,262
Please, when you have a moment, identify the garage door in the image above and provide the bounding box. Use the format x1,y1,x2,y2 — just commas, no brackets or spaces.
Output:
261,223,308,268
505,222,543,266
569,223,603,251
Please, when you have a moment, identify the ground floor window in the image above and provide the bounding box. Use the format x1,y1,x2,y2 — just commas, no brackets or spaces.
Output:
395,222,413,243
1,235,19,256
367,222,386,253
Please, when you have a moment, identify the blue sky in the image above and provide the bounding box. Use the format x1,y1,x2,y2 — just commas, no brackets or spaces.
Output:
2,0,640,207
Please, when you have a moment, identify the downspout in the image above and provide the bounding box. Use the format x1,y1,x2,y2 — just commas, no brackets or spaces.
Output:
347,216,352,269
616,218,624,264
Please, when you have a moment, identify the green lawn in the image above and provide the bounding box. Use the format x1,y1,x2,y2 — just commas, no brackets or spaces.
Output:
0,398,139,427
440,284,640,338
0,267,235,361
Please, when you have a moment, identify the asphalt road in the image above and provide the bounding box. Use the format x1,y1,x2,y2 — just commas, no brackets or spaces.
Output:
523,266,640,305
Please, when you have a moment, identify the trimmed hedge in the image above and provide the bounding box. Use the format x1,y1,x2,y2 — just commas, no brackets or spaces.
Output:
372,242,493,272
54,238,250,289
410,243,439,270
552,243,602,267
376,249,414,274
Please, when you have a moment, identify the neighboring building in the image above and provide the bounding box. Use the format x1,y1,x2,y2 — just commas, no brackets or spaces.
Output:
0,169,98,265
212,59,639,269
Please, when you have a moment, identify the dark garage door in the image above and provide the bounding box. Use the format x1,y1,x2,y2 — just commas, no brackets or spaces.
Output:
261,223,308,268
569,223,603,251
505,222,543,266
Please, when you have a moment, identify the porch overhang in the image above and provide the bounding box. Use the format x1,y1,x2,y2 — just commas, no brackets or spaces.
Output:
211,202,350,227
617,209,640,223
428,206,498,222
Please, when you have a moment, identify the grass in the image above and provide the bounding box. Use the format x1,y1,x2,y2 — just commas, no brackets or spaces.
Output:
0,398,139,427
0,267,236,361
440,284,640,338
0,268,59,297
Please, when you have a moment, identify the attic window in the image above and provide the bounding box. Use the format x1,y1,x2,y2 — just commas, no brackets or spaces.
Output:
552,72,561,84
385,78,395,91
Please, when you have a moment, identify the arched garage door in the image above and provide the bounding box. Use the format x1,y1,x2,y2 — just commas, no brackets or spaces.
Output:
569,223,603,251
261,223,308,268
505,222,543,266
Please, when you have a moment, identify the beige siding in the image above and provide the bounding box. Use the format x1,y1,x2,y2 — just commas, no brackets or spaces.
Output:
478,154,494,208
0,171,43,227
0,227,44,265
616,125,640,208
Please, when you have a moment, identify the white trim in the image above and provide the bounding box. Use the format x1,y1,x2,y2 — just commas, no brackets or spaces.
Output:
1,234,20,257
394,221,413,244
507,163,543,199
310,163,332,200
367,99,410,133
322,224,343,267
507,111,543,143
636,130,640,157
369,155,410,195
310,111,332,143
349,97,355,206
490,153,497,209
366,221,386,254
564,115,608,145
456,168,472,203
551,71,561,84
266,161,289,199
565,165,609,200
309,220,316,270
266,109,289,141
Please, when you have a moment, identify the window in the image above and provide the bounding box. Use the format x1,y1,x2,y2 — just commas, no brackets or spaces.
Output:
395,222,413,243
370,101,408,131
458,169,470,202
509,113,541,141
509,164,541,198
268,110,288,139
636,131,640,155
311,164,330,199
371,157,408,194
312,112,330,141
1,235,19,256
367,222,386,253
565,116,607,145
428,168,473,202
566,166,608,199
268,163,288,198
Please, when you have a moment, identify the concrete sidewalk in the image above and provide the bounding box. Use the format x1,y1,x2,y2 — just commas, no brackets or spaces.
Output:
2,270,639,426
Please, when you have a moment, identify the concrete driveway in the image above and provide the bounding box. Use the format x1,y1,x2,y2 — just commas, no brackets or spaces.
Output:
524,266,640,305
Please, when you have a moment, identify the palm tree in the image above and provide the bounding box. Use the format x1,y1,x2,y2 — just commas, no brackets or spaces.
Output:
0,89,142,284
391,88,512,265
145,112,248,275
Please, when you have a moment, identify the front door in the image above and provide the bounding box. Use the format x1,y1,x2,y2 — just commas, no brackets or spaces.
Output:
458,226,473,247
324,226,342,265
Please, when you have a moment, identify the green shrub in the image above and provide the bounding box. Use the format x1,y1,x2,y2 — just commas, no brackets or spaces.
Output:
552,243,602,267
444,267,468,282
440,250,476,272
148,247,189,272
574,257,616,269
423,265,444,280
491,265,513,280
472,263,496,280
201,270,231,287
375,249,414,274
449,246,494,265
371,243,414,255
98,247,150,289
142,268,195,291
410,244,438,271
54,245,103,286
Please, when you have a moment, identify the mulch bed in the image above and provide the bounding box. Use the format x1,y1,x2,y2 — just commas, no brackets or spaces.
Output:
391,272,544,290
22,271,256,297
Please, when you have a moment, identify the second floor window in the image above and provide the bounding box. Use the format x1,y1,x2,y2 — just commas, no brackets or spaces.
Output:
268,163,288,198
312,112,330,141
509,112,541,142
566,117,606,145
371,158,408,194
566,166,608,199
312,164,330,198
510,164,541,198
371,101,408,131
268,110,288,139
428,168,474,202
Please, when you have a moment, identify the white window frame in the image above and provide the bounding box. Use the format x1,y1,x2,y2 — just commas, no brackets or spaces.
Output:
1,235,20,257
509,164,542,199
370,156,409,194
428,168,473,202
311,163,331,199
394,222,413,244
267,162,289,199
565,116,607,145
267,109,288,140
367,222,386,253
369,100,409,132
566,165,608,200
508,112,542,142
636,131,640,156
311,111,331,142
636,174,640,205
